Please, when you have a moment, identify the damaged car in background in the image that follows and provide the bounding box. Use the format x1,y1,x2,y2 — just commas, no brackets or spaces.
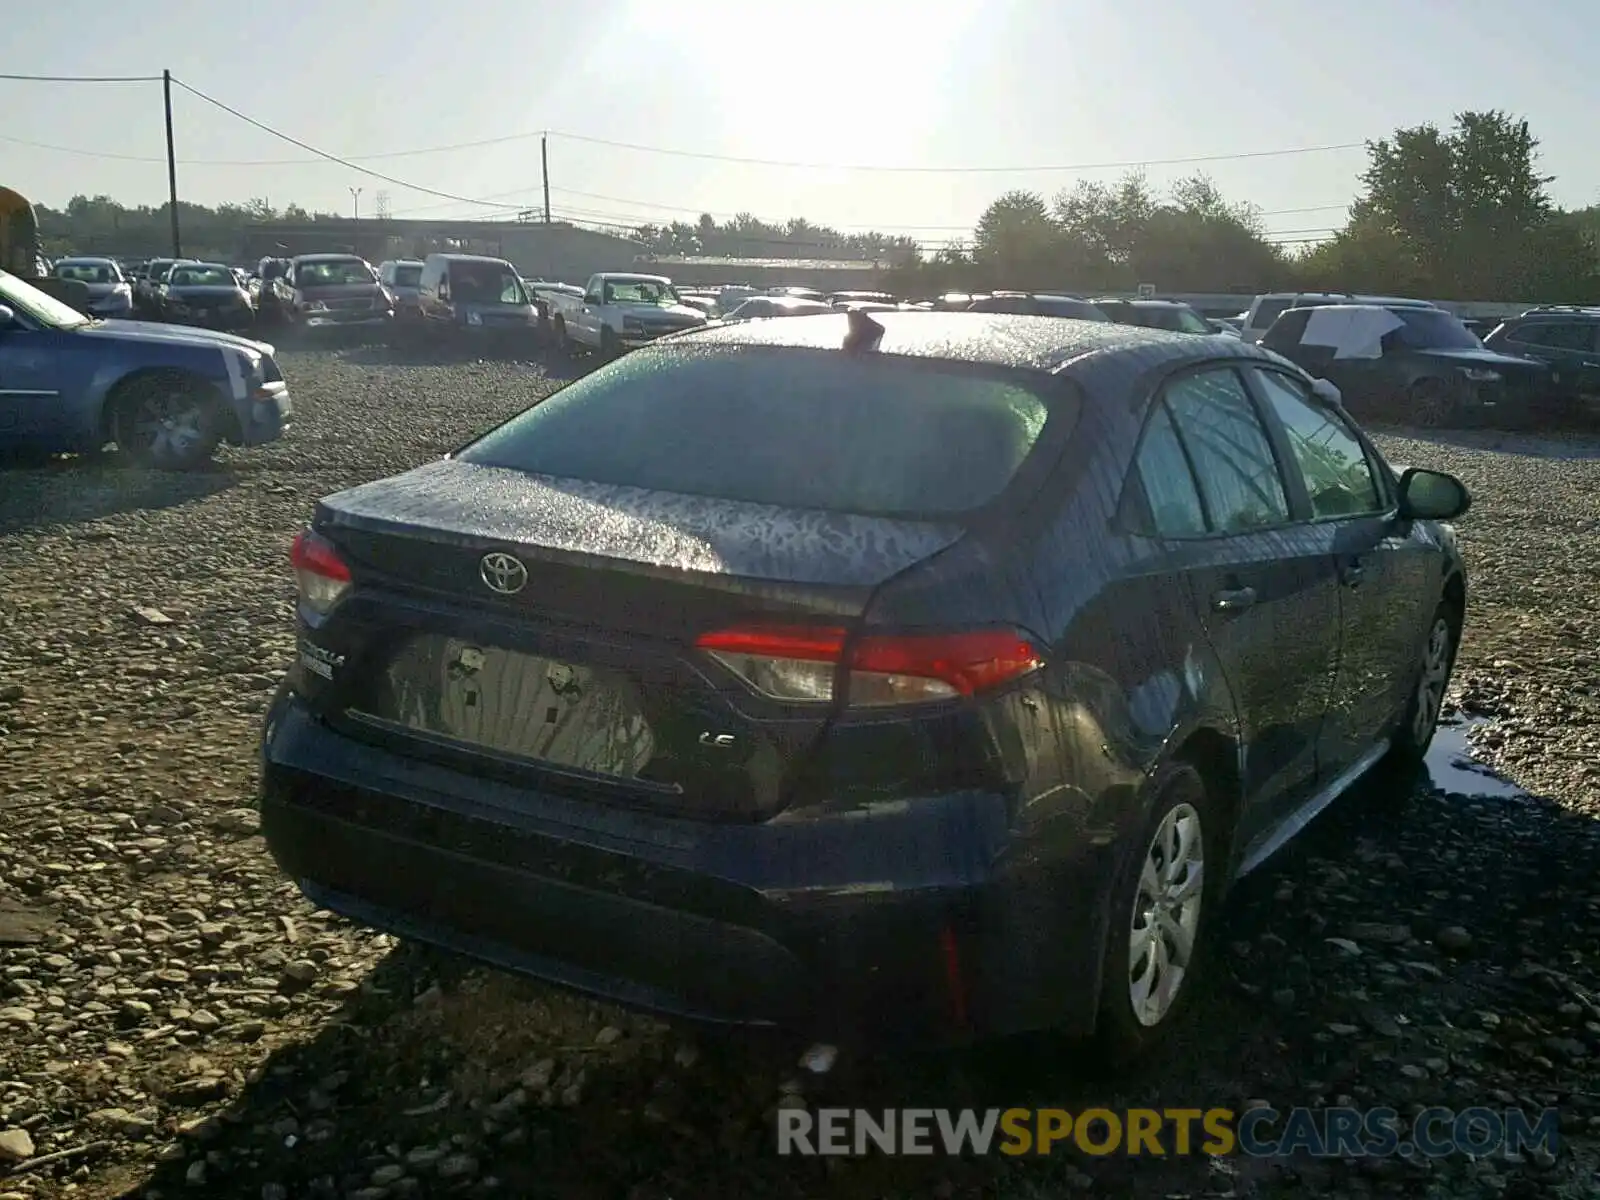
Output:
285,254,393,332
0,267,290,469
261,308,1471,1059
51,256,134,318
158,261,258,331
1260,303,1550,426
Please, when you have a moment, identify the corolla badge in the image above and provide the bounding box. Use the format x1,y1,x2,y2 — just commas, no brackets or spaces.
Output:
480,552,528,595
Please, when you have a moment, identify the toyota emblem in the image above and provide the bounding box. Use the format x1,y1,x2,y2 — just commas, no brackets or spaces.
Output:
479,551,529,596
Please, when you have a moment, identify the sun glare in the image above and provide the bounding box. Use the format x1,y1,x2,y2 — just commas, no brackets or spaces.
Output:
615,0,982,168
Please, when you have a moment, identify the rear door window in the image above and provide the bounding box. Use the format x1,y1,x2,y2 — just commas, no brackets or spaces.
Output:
1131,402,1208,536
1162,369,1291,533
458,345,1070,519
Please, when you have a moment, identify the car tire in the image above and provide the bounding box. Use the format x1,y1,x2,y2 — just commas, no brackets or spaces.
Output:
1408,377,1455,427
1386,600,1459,767
1094,761,1220,1064
111,372,222,471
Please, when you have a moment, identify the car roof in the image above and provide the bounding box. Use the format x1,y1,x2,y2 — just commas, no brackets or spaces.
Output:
1258,291,1434,306
171,261,230,270
427,253,513,264
57,256,116,265
294,253,365,263
1278,303,1441,318
665,310,1280,373
601,273,670,284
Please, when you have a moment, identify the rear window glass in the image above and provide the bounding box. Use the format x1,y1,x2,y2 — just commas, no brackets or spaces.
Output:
393,265,423,287
458,345,1066,519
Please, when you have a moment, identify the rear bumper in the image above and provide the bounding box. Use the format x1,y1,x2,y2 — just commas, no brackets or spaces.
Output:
260,690,1112,1046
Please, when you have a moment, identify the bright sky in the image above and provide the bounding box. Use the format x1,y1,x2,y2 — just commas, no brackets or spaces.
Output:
8,0,1599,251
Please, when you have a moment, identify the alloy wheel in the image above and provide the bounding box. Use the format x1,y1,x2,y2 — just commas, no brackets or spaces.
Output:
128,389,205,462
1410,380,1450,427
1128,801,1205,1027
1412,616,1452,745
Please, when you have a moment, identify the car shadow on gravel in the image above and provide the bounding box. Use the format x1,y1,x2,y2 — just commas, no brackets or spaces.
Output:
112,727,1599,1200
0,461,237,534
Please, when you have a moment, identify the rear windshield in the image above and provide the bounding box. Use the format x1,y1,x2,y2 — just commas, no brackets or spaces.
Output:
55,261,119,284
169,265,234,287
1132,304,1212,334
458,345,1065,519
296,258,372,287
393,264,423,287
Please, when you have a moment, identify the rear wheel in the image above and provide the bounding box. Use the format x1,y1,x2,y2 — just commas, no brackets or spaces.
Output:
111,373,220,470
1388,602,1457,767
1095,762,1218,1063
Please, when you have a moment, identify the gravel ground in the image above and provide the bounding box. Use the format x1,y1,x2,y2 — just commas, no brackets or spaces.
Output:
1,346,1598,1199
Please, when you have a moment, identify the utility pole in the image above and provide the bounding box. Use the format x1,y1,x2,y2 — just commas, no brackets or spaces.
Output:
541,134,551,223
163,69,181,256
349,187,363,220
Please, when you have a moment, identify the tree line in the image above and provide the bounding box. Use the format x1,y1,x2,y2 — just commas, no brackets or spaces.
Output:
885,110,1600,302
27,110,1600,301
629,213,918,262
29,196,918,268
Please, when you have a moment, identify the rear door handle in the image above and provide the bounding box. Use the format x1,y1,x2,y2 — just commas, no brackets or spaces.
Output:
1211,587,1257,613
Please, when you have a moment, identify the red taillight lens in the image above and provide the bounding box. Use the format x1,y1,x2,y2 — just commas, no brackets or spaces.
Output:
694,626,1043,707
290,529,352,616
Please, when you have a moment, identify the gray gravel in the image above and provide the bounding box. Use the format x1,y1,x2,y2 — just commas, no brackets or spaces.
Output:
1,349,1598,1199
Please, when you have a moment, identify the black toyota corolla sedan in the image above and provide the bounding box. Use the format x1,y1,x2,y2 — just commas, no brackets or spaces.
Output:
260,311,1471,1058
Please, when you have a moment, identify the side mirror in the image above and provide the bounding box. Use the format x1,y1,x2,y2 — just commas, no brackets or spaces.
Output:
0,304,14,327
1397,467,1471,521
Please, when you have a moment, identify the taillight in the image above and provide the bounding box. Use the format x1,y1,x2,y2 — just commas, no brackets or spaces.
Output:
290,529,352,616
695,626,1044,707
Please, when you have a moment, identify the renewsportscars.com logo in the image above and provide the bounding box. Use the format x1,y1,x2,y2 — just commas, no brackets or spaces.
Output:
776,1106,1560,1159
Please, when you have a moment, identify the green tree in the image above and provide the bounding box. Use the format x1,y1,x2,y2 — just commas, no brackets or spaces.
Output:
1307,109,1596,300
972,190,1062,287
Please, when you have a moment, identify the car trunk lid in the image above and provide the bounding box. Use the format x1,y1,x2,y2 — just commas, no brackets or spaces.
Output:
301,458,966,819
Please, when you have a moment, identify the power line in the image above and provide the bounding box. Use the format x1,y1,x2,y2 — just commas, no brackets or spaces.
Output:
0,71,159,83
545,130,1368,174
8,98,1367,177
168,77,531,210
0,133,166,162
0,128,560,168
0,128,1357,230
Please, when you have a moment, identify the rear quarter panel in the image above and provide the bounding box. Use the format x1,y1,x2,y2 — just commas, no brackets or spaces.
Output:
859,350,1243,857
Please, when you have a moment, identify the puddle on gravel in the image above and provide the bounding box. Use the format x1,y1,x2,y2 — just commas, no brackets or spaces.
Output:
1426,714,1530,800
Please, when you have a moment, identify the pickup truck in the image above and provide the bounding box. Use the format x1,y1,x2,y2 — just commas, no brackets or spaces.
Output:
544,273,707,355
0,267,291,469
